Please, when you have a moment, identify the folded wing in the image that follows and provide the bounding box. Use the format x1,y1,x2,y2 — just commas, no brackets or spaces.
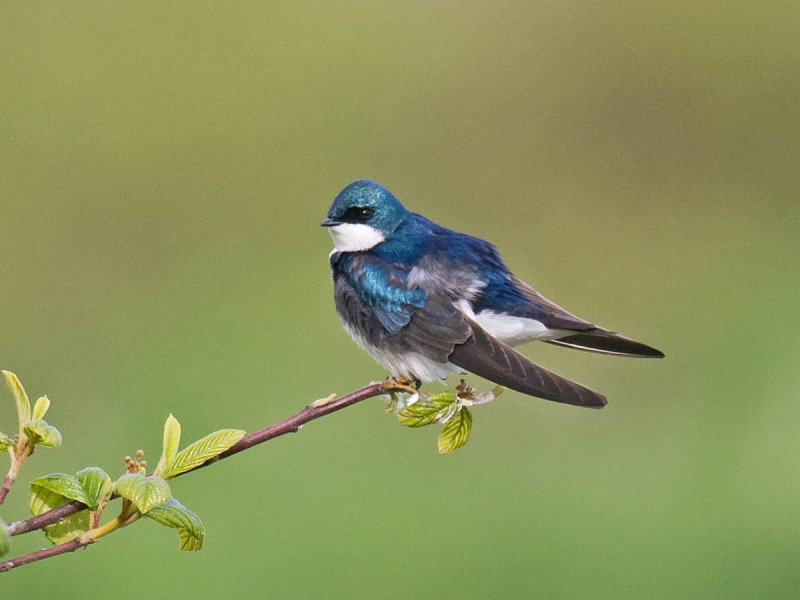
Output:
449,319,607,408
509,276,664,358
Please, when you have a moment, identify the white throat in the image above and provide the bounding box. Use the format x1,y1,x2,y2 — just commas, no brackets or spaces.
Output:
328,223,385,252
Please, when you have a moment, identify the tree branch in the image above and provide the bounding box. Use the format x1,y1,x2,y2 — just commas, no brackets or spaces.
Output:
0,441,31,509
0,474,16,506
1,380,396,570
0,536,91,572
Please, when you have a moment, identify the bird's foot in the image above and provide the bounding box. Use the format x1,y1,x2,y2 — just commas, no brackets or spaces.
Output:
381,376,420,395
394,375,421,389
310,393,337,408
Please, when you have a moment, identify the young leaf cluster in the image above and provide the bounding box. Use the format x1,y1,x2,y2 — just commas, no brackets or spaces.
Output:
0,371,65,558
29,468,114,544
114,414,245,551
395,389,474,453
2,370,62,455
154,414,245,480
392,381,504,453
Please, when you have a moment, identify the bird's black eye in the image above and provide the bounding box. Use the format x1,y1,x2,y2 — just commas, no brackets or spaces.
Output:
341,206,375,223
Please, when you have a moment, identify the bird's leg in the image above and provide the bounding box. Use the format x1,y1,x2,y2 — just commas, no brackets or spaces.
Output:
381,376,420,395
395,375,421,388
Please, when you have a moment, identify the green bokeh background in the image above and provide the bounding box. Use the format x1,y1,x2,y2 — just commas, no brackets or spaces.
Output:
2,2,798,598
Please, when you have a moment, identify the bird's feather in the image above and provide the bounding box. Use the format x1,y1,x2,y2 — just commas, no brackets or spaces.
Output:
449,319,607,408
332,252,424,333
499,276,596,331
546,330,665,358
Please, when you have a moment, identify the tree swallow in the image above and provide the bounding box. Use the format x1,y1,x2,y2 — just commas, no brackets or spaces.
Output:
322,180,664,408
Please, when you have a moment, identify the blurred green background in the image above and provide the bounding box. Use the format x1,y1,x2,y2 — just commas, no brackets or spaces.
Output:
1,2,798,598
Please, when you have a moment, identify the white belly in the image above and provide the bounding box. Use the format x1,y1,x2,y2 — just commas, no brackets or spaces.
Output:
341,320,460,382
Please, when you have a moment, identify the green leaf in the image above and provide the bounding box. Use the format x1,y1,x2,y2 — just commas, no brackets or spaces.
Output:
32,395,50,420
0,518,9,558
44,513,88,545
164,428,245,479
438,406,473,454
115,473,171,514
397,391,457,428
3,370,31,433
146,497,205,551
155,414,181,477
27,468,114,545
30,473,92,510
76,467,113,510
0,432,11,451
24,419,62,448
29,473,92,544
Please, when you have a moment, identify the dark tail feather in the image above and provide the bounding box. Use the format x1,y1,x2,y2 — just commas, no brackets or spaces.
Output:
450,323,607,408
546,330,664,358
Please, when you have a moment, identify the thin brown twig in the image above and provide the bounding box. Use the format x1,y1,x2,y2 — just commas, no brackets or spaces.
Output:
0,474,16,506
0,441,30,508
0,380,394,572
5,499,84,537
0,536,90,571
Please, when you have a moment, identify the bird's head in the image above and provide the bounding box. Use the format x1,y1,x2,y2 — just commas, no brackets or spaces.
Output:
322,180,408,252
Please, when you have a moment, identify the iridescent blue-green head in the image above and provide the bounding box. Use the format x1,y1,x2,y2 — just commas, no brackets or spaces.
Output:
321,180,408,252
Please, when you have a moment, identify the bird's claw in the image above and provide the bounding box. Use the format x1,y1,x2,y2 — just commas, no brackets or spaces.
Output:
381,376,420,395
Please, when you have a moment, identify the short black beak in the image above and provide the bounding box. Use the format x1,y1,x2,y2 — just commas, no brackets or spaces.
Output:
320,218,341,227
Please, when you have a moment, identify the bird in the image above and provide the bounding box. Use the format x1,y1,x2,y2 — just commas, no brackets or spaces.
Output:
322,180,663,408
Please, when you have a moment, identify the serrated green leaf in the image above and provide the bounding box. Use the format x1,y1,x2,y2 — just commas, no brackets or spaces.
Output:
29,467,113,543
24,419,62,448
146,497,205,551
164,428,245,479
76,467,113,510
156,414,181,477
3,370,31,433
115,473,171,514
397,391,457,428
0,518,10,558
32,395,50,420
438,406,473,454
29,473,92,544
0,432,11,451
30,473,92,510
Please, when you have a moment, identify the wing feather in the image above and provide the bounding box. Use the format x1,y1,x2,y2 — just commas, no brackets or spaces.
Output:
449,320,607,408
546,330,665,358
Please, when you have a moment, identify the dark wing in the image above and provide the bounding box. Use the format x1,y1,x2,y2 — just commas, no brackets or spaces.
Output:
546,330,665,358
509,275,596,330
511,276,664,358
449,319,607,408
